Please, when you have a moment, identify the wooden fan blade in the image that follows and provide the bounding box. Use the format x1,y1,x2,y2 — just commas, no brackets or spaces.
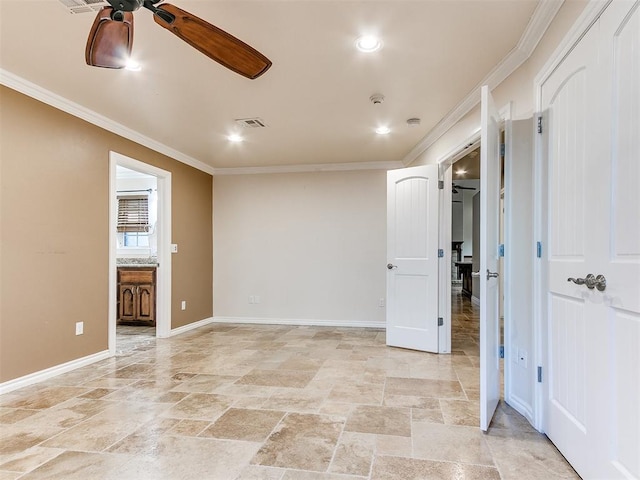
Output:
85,7,134,68
153,4,271,79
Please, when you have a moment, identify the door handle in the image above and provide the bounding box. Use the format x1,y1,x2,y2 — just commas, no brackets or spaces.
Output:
471,271,480,277
486,269,499,280
387,263,398,270
568,274,606,291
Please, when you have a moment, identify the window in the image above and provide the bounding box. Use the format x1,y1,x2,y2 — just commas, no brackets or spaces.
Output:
117,195,150,233
117,195,151,249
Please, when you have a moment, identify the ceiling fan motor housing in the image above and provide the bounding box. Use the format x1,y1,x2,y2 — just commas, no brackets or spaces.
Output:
108,0,143,12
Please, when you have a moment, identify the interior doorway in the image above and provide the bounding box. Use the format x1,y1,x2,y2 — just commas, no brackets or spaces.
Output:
114,165,158,352
108,152,173,356
448,144,505,374
441,121,509,427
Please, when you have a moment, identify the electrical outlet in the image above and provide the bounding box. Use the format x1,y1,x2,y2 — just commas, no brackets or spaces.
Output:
171,244,178,253
75,322,84,335
181,301,186,310
378,298,385,307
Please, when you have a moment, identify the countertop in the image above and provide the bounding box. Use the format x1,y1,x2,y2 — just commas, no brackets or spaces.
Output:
116,257,158,268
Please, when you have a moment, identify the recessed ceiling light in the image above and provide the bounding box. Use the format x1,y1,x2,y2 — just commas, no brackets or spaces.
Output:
375,126,391,135
356,35,382,53
125,59,141,71
227,134,243,143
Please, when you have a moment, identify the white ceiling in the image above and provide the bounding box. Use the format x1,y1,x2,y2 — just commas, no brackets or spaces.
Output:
0,0,548,172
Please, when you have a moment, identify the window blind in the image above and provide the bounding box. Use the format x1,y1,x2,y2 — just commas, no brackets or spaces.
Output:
117,195,150,233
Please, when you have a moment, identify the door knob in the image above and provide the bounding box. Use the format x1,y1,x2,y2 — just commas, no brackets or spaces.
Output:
387,263,398,270
593,274,606,291
486,269,499,280
568,274,606,291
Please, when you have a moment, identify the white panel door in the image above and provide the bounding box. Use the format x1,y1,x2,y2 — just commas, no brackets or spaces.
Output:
479,86,501,431
541,1,640,478
386,165,439,353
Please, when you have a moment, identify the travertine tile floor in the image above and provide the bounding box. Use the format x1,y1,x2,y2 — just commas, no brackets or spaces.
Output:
0,292,579,479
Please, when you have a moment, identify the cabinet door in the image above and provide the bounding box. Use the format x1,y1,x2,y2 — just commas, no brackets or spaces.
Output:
119,284,137,321
136,284,155,324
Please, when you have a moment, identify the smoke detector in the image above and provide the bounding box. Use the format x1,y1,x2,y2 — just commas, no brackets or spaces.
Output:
369,94,385,105
406,117,421,127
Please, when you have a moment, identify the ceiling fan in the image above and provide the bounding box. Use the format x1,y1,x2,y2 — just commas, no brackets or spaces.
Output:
85,0,272,79
452,184,477,194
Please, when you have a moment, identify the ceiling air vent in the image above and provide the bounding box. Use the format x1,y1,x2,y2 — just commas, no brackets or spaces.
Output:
235,118,267,128
58,0,109,14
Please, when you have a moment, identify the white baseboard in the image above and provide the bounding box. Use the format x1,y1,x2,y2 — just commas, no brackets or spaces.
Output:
505,392,536,431
471,295,480,306
170,317,215,337
213,316,386,329
0,350,111,395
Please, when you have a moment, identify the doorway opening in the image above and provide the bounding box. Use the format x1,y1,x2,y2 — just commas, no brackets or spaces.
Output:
440,122,508,429
115,165,158,353
108,152,172,356
448,143,505,382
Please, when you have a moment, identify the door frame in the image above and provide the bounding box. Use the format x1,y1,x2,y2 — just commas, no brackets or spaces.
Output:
108,151,173,355
532,0,612,433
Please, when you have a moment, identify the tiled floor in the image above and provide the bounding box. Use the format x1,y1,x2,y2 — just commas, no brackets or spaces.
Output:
0,291,578,479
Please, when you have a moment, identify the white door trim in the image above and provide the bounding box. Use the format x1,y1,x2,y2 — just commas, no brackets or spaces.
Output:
109,152,173,355
532,0,613,433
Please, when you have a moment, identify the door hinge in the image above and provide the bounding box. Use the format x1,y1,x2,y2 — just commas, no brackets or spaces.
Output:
537,366,543,383
536,241,542,258
499,345,504,358
498,244,505,257
537,115,543,134
438,249,444,258
438,180,444,190
500,143,505,157
438,317,444,326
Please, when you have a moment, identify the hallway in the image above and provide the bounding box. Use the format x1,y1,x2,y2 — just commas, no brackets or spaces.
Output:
0,308,577,479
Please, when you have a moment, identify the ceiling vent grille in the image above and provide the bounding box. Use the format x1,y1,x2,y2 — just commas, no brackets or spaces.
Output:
58,0,109,14
235,118,267,128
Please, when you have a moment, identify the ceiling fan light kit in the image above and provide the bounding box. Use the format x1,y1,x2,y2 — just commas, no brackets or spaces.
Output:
85,0,272,79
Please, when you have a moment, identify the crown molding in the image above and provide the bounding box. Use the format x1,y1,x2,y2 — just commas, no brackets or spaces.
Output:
1,69,403,176
212,160,404,176
402,0,564,166
0,69,216,176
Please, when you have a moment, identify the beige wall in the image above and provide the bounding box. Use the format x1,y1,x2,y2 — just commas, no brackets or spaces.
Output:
0,86,213,383
410,0,588,167
213,170,387,325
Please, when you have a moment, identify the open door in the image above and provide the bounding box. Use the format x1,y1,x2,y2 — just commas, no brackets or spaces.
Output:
386,165,440,353
479,86,501,431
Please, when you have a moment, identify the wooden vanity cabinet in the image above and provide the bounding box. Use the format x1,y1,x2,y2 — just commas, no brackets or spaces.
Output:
117,267,156,325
